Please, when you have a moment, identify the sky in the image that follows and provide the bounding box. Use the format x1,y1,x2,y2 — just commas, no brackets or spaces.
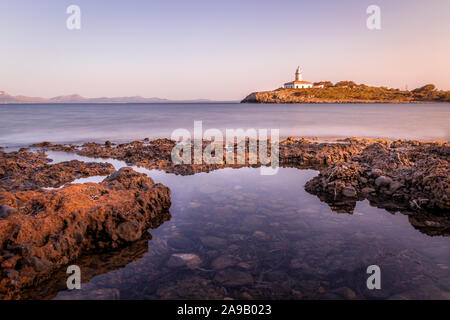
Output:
1,0,449,100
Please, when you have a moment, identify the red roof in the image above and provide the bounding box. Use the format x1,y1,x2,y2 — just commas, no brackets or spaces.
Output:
284,81,313,85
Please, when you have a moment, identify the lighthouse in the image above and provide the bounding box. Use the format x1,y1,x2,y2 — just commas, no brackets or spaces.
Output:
283,66,313,89
295,66,302,81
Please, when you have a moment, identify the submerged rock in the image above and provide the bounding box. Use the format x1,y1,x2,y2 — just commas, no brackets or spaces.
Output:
200,236,227,249
333,287,357,300
215,269,254,287
211,255,237,270
56,288,121,300
167,253,202,269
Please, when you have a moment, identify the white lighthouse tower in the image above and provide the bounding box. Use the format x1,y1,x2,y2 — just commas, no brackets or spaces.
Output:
295,66,302,81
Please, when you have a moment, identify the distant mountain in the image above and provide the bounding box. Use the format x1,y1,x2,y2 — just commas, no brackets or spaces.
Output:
0,91,223,104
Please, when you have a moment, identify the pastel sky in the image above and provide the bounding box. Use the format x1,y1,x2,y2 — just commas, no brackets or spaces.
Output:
1,0,449,100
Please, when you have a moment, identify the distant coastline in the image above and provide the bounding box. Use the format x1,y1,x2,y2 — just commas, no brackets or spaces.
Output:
241,82,450,104
0,91,234,104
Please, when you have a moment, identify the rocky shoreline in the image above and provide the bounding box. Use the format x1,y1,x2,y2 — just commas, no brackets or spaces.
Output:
0,148,171,299
242,92,418,104
0,137,449,298
35,137,448,214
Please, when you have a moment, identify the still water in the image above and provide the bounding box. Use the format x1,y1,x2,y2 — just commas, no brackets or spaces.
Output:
36,151,450,300
1,103,449,148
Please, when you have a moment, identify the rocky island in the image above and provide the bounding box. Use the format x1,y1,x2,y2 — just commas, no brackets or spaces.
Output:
241,83,450,104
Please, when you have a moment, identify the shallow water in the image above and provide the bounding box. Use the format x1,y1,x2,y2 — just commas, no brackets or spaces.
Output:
1,103,449,148
36,151,450,300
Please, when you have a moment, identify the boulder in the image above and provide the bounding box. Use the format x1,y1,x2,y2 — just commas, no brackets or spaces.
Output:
215,269,254,287
375,176,392,187
167,253,202,269
342,186,357,198
0,205,17,219
0,167,171,299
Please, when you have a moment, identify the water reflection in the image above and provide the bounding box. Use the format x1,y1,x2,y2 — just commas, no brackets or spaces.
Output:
45,167,450,300
20,235,152,300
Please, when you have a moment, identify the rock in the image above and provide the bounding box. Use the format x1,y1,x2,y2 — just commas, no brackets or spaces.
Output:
188,201,201,208
240,292,253,300
387,284,450,300
242,215,265,227
56,288,121,300
289,258,307,270
200,236,227,249
424,221,440,227
236,262,252,270
215,269,254,287
5,269,19,279
369,169,383,178
155,275,224,299
229,234,245,242
320,292,343,300
291,289,304,299
375,176,392,187
211,255,236,270
389,181,403,192
361,187,376,195
0,167,171,298
167,236,195,250
265,271,289,282
0,149,115,192
342,186,357,198
227,244,240,252
0,205,17,219
252,230,270,240
22,256,52,272
333,287,357,300
1,256,19,269
116,220,142,242
304,139,450,215
167,253,202,269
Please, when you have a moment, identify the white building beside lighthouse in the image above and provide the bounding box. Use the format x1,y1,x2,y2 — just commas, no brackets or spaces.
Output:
283,66,313,89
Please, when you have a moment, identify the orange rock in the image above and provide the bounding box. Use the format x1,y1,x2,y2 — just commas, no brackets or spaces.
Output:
0,167,171,299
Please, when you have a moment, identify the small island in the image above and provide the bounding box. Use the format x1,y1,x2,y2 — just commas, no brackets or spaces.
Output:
241,66,450,104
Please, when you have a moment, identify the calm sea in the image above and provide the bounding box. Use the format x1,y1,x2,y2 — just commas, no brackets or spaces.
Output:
1,103,449,147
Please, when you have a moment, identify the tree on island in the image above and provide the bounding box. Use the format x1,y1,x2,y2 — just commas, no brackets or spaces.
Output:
334,81,357,88
313,81,333,88
412,84,436,93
